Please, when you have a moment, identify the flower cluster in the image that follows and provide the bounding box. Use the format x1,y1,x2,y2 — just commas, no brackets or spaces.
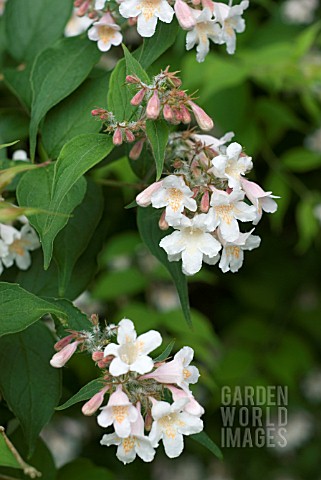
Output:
69,0,249,61
50,317,204,464
136,132,279,275
92,67,213,155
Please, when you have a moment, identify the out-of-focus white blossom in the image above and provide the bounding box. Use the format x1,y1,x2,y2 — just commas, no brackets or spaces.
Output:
217,230,261,273
305,127,321,153
12,150,29,162
0,223,40,270
241,178,279,225
64,9,92,37
119,0,174,38
282,0,318,24
186,8,221,62
214,0,249,54
88,13,122,52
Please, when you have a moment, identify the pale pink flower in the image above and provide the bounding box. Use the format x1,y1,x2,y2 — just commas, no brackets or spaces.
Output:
209,142,253,189
119,0,174,38
97,386,139,438
214,1,249,54
186,8,221,62
188,100,214,130
241,178,279,225
136,181,163,207
88,13,122,52
174,0,196,29
82,386,110,416
167,385,205,416
217,230,261,273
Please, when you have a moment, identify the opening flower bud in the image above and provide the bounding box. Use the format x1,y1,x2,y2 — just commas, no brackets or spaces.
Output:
50,341,79,368
54,334,74,352
174,0,196,29
188,101,214,131
82,386,109,416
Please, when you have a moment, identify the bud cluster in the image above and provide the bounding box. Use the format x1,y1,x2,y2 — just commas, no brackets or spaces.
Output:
69,0,249,61
136,131,279,275
92,67,213,157
50,317,204,464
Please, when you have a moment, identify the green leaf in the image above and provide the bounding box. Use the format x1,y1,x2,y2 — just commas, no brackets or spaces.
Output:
3,65,33,110
134,20,179,69
29,36,101,159
57,458,114,480
145,119,169,180
44,298,90,333
191,431,223,460
0,322,61,454
0,429,21,469
4,0,73,62
42,72,110,159
137,206,191,326
123,44,150,84
56,379,104,410
296,197,319,252
53,180,104,296
0,108,29,143
93,267,148,300
17,164,87,269
0,282,67,336
154,339,175,362
107,58,134,122
281,147,321,172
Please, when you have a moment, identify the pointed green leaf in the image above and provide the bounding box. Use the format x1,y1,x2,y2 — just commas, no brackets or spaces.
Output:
0,429,21,469
145,119,169,180
154,339,176,362
137,206,191,326
123,44,150,84
0,322,61,454
191,431,223,460
29,36,101,159
16,164,87,269
56,379,104,411
0,282,67,336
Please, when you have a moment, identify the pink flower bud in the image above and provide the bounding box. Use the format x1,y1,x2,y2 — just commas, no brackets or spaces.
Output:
136,181,163,207
146,90,161,120
158,210,169,230
174,0,196,29
200,190,210,213
113,127,123,146
126,75,139,84
188,101,214,131
125,130,135,143
97,355,114,368
192,187,199,198
128,17,138,26
50,341,79,368
81,386,109,416
180,105,191,124
163,104,174,122
54,334,74,352
144,411,153,431
130,88,146,106
173,107,183,123
77,0,90,16
129,139,145,160
74,0,83,7
92,351,104,361
192,0,200,4
201,0,215,11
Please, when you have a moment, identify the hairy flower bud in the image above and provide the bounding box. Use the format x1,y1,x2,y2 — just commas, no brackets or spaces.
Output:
200,190,210,213
163,104,174,122
126,75,140,84
92,351,104,361
129,139,145,160
146,90,161,120
180,105,191,124
188,101,214,131
54,334,74,352
130,88,146,106
125,130,136,143
82,386,110,416
113,127,123,146
50,341,79,368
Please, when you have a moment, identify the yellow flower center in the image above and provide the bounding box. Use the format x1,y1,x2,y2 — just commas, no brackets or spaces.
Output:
139,0,161,21
215,204,234,224
112,406,128,423
98,25,116,44
226,246,240,259
122,436,136,453
167,188,184,212
9,238,29,256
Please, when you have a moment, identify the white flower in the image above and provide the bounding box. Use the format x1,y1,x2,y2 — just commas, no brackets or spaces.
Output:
167,385,205,417
12,150,29,162
95,0,106,9
214,0,249,54
208,189,257,242
88,13,122,52
100,404,156,464
149,398,203,458
209,142,253,189
282,0,318,24
217,230,261,273
159,214,222,276
0,223,40,270
97,386,139,438
305,127,321,153
150,175,197,225
186,8,221,62
103,318,162,376
241,178,279,225
119,0,174,38
64,9,93,37
142,346,200,393
0,239,9,276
